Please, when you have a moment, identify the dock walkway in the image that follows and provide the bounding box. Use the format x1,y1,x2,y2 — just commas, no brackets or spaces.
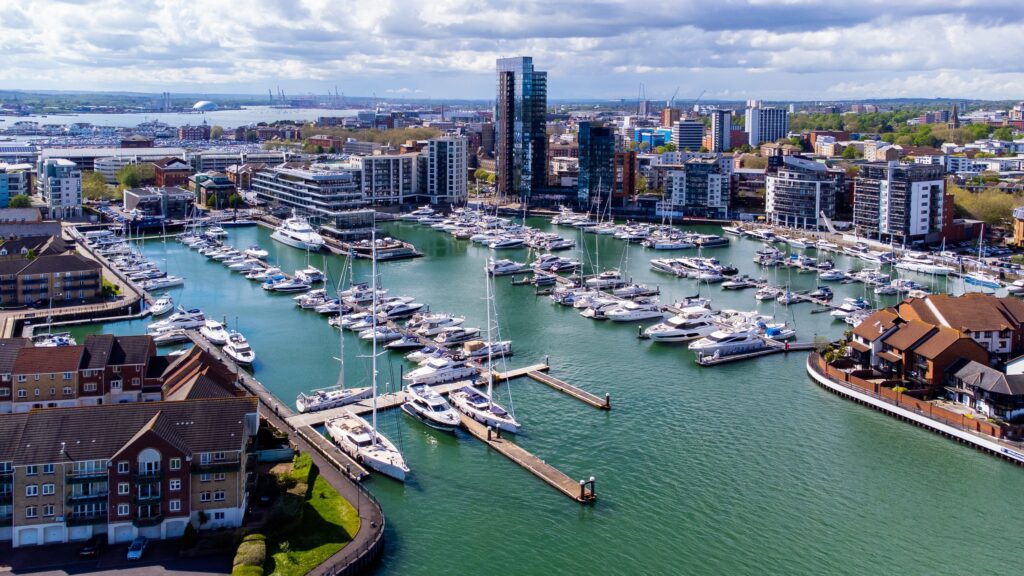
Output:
459,413,596,503
696,339,816,366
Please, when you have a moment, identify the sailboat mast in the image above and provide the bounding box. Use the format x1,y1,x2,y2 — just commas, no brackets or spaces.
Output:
485,267,493,406
370,225,378,442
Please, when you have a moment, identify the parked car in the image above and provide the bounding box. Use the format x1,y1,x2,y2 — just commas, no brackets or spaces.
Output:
127,537,148,561
79,534,104,558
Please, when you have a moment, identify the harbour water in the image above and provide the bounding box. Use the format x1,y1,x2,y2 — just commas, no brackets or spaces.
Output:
71,220,1024,575
1,106,358,129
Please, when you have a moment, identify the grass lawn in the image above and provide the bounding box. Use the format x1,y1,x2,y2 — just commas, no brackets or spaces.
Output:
266,454,361,576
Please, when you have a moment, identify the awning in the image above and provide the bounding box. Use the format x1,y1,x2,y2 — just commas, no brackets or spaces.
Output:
878,350,902,363
850,340,871,353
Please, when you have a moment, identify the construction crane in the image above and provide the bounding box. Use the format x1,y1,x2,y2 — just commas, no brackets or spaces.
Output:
667,86,680,108
691,89,707,112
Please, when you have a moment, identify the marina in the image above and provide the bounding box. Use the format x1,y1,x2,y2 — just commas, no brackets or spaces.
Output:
64,216,1024,576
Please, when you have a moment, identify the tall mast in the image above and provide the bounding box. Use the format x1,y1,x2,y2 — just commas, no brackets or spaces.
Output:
335,255,347,390
485,266,493,407
370,224,378,442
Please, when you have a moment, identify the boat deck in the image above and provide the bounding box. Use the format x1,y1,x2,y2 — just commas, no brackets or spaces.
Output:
458,413,596,503
695,339,817,366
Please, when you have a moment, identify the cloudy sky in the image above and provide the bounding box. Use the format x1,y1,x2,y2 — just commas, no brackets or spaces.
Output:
0,0,1022,101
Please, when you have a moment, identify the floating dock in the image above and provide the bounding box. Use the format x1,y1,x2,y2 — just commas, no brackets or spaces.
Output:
525,369,610,409
695,340,816,366
459,413,596,503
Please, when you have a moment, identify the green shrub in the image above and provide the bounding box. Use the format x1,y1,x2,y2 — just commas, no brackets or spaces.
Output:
233,534,266,570
231,565,264,576
180,522,198,550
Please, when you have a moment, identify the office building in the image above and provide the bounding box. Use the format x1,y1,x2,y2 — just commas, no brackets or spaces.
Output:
152,157,192,188
191,151,291,173
661,158,729,218
177,123,211,141
36,159,82,219
765,156,845,230
660,108,682,129
671,120,704,151
709,110,733,152
419,136,468,205
745,100,789,146
577,122,615,206
495,56,547,201
853,162,947,242
123,187,195,219
0,164,32,207
252,164,366,227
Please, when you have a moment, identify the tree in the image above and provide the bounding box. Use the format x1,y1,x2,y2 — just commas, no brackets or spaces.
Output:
842,146,858,160
82,171,113,201
637,176,649,194
949,181,1021,225
8,194,31,208
662,142,677,152
210,125,224,139
473,168,490,182
992,126,1015,142
227,193,242,208
698,146,709,153
115,163,155,190
206,194,218,208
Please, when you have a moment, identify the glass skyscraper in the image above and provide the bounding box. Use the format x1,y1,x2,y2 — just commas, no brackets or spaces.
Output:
577,121,614,207
495,56,547,202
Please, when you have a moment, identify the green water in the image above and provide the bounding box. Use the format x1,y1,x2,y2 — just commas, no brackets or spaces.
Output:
72,221,1024,575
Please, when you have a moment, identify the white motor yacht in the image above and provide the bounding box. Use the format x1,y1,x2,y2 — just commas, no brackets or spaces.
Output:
819,269,848,281
199,320,230,345
295,266,326,284
408,313,465,336
433,326,482,346
643,311,717,343
246,267,282,281
688,329,766,355
139,276,185,291
830,297,871,319
605,301,665,322
450,384,520,433
222,331,255,365
488,237,526,250
487,258,527,276
358,326,404,343
147,306,205,333
297,384,373,413
722,276,757,290
149,294,174,316
586,269,626,289
270,211,325,251
400,383,462,432
403,357,476,385
266,277,312,293
244,245,269,259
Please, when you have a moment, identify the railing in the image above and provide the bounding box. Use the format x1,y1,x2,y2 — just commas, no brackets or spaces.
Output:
132,471,163,483
133,493,162,504
67,492,109,504
132,514,164,527
65,471,108,484
65,513,108,526
190,461,241,474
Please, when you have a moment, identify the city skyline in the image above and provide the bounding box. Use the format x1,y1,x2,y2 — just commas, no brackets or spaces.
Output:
1,0,1023,100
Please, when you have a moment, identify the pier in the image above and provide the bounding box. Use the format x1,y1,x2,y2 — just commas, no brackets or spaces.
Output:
695,339,817,366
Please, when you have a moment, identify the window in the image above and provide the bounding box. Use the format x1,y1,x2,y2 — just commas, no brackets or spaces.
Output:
62,386,72,396
112,366,120,374
42,464,53,474
17,389,26,398
26,465,37,476
200,453,211,465
169,499,181,512
63,372,72,380
214,473,226,482
200,473,210,482
25,506,37,519
169,479,181,491
118,482,129,495
214,452,226,461
213,512,225,520
0,388,8,397
83,383,96,392
33,388,39,397
117,461,129,474
199,491,211,503
43,504,54,517
117,504,129,517
131,378,140,386
169,458,181,471
42,483,54,495
25,485,38,497
214,490,225,502
16,375,25,383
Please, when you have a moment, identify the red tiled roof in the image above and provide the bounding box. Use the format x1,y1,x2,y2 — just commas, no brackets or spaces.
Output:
13,345,84,374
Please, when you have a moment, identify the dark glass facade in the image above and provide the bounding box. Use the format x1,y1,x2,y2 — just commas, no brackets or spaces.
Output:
495,57,547,202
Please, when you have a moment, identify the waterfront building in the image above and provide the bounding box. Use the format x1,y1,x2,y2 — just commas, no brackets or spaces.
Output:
251,163,366,227
948,361,1024,422
853,161,948,242
1013,207,1024,247
577,122,615,207
3,395,256,547
191,151,292,173
659,157,729,218
895,294,1024,361
0,252,100,307
0,163,32,207
708,109,732,152
123,187,195,219
353,154,418,205
153,157,192,188
188,172,235,207
177,123,211,141
765,155,845,230
0,208,61,238
35,159,82,219
224,163,265,192
418,136,468,205
39,148,186,174
612,151,638,203
671,120,704,151
495,56,548,202
744,100,789,146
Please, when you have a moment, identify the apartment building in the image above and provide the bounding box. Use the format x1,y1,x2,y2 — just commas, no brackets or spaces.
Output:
495,56,548,201
153,157,192,188
745,100,789,146
419,136,468,205
35,159,82,220
0,253,101,307
177,124,211,141
659,157,729,218
0,163,33,206
353,154,418,205
765,155,845,230
853,161,948,242
252,163,367,227
896,293,1024,361
671,120,704,151
4,396,257,547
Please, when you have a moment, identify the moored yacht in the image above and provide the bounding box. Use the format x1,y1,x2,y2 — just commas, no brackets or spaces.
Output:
199,320,230,345
688,329,765,355
403,356,476,385
223,331,255,365
270,211,325,251
326,413,410,481
401,383,462,432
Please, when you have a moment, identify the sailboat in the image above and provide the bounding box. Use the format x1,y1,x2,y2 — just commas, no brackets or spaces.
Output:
325,227,410,481
963,224,1002,291
450,268,521,433
296,261,372,413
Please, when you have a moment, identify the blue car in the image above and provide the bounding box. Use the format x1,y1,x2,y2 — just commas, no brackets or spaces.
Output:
126,537,148,561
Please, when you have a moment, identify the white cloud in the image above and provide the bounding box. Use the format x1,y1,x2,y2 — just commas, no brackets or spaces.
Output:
0,0,1022,99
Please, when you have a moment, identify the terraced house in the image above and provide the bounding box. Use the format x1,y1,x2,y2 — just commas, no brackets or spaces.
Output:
0,253,102,307
4,396,257,547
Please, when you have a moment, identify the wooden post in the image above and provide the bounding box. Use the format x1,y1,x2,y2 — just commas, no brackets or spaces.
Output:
486,426,492,441
604,393,611,409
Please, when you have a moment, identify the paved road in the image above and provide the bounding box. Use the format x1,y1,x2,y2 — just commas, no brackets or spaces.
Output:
0,540,231,576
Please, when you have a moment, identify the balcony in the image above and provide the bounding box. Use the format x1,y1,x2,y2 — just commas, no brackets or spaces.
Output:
132,514,164,528
133,493,162,505
67,492,109,505
65,513,108,526
133,470,162,483
0,492,11,505
190,461,240,475
0,516,11,527
66,471,108,484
